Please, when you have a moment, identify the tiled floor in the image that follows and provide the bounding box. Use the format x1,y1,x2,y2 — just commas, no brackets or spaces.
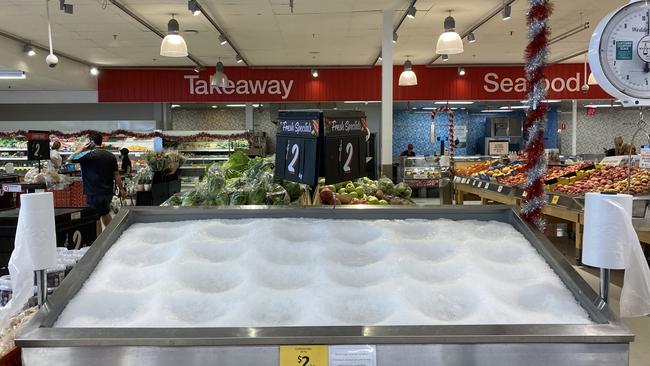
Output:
413,200,649,364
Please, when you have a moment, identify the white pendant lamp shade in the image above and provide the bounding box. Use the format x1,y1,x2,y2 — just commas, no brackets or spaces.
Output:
160,18,188,57
210,62,228,87
588,72,598,85
436,15,463,55
399,60,418,86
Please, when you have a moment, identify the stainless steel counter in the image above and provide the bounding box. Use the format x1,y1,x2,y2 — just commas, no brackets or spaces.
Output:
16,206,634,366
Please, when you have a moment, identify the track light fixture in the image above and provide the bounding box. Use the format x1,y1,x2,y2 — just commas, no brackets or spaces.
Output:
406,5,416,19
160,15,188,57
89,66,99,76
468,32,476,43
311,68,319,78
24,44,36,57
59,0,73,14
393,32,398,43
458,66,466,76
378,55,382,61
502,4,512,20
218,34,228,45
442,54,449,62
188,0,201,16
236,54,243,64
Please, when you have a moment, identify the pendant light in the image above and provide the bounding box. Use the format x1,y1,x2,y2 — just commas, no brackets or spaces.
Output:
399,58,417,86
210,61,228,87
160,15,188,57
436,11,464,55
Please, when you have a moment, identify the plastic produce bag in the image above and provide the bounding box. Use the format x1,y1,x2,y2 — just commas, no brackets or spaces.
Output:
281,180,303,202
267,183,290,205
206,165,226,194
229,188,249,205
394,182,413,199
248,184,268,205
378,177,395,195
161,194,182,207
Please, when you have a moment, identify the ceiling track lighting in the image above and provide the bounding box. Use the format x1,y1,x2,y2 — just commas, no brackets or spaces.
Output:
406,5,416,19
188,0,201,16
442,54,449,62
467,32,476,43
211,61,228,87
436,11,464,55
501,3,511,20
399,58,417,86
59,0,73,14
393,32,398,43
311,68,319,78
548,22,590,46
428,0,515,65
458,66,466,76
89,66,99,76
218,34,227,45
24,44,36,56
236,54,243,64
160,14,188,57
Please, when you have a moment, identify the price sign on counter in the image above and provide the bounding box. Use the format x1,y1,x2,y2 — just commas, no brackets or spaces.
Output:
329,345,376,366
27,131,50,161
497,185,504,193
275,113,320,186
484,183,490,190
280,345,328,366
551,195,560,205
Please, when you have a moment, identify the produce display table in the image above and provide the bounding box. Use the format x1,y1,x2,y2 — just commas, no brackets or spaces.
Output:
16,207,633,366
453,177,518,206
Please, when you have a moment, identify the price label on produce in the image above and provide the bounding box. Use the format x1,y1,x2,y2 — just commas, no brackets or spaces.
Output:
484,183,490,190
280,345,328,366
551,195,560,205
477,182,483,188
497,185,503,193
522,191,528,197
329,345,376,366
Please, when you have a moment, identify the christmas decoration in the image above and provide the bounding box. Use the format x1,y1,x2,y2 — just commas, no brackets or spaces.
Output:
0,130,252,143
521,0,553,230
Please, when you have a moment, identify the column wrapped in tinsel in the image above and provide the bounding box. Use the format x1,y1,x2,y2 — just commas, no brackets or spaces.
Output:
448,110,455,161
521,0,553,230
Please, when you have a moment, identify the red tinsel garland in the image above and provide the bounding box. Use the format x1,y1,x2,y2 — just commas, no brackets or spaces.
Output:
0,130,252,143
521,0,553,230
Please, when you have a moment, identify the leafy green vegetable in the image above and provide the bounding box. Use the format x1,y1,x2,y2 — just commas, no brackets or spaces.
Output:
223,151,250,175
378,177,395,195
248,185,268,205
229,189,249,205
281,180,302,201
161,195,182,206
267,183,290,205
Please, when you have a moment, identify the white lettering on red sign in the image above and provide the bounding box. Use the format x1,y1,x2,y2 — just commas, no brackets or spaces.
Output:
483,72,581,94
184,75,294,100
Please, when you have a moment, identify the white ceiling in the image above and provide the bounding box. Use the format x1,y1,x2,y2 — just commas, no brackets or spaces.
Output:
0,0,630,68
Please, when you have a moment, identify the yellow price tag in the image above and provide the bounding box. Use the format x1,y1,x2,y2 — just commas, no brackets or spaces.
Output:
280,345,329,366
551,195,560,205
522,191,528,197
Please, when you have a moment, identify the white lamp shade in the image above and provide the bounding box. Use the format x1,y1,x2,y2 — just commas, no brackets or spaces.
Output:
436,31,464,55
587,72,598,85
160,34,188,57
399,70,418,86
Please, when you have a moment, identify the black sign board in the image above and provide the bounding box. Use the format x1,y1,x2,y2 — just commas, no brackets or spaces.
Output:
27,131,50,161
274,110,369,186
274,111,321,186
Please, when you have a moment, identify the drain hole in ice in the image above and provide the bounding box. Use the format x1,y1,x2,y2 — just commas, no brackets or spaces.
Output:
409,287,478,321
178,262,244,293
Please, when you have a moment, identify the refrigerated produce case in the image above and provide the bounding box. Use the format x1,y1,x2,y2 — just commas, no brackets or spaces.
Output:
17,206,633,366
399,156,442,189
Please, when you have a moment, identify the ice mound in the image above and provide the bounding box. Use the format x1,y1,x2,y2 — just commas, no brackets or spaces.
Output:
54,218,593,328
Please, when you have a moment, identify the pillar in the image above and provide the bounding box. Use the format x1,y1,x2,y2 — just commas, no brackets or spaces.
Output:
381,10,394,178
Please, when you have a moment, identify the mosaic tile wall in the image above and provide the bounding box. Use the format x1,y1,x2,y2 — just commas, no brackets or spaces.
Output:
558,108,644,155
392,110,470,157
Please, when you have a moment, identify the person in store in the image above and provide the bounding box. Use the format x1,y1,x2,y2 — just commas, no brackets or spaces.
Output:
48,140,63,171
119,148,132,175
400,144,416,157
69,132,127,233
606,136,624,156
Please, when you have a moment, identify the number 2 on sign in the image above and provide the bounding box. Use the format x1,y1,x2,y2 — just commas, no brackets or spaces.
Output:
287,143,299,174
298,356,309,366
343,142,353,173
34,143,41,158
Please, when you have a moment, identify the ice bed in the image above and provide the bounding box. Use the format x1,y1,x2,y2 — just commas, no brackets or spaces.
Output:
17,206,633,366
